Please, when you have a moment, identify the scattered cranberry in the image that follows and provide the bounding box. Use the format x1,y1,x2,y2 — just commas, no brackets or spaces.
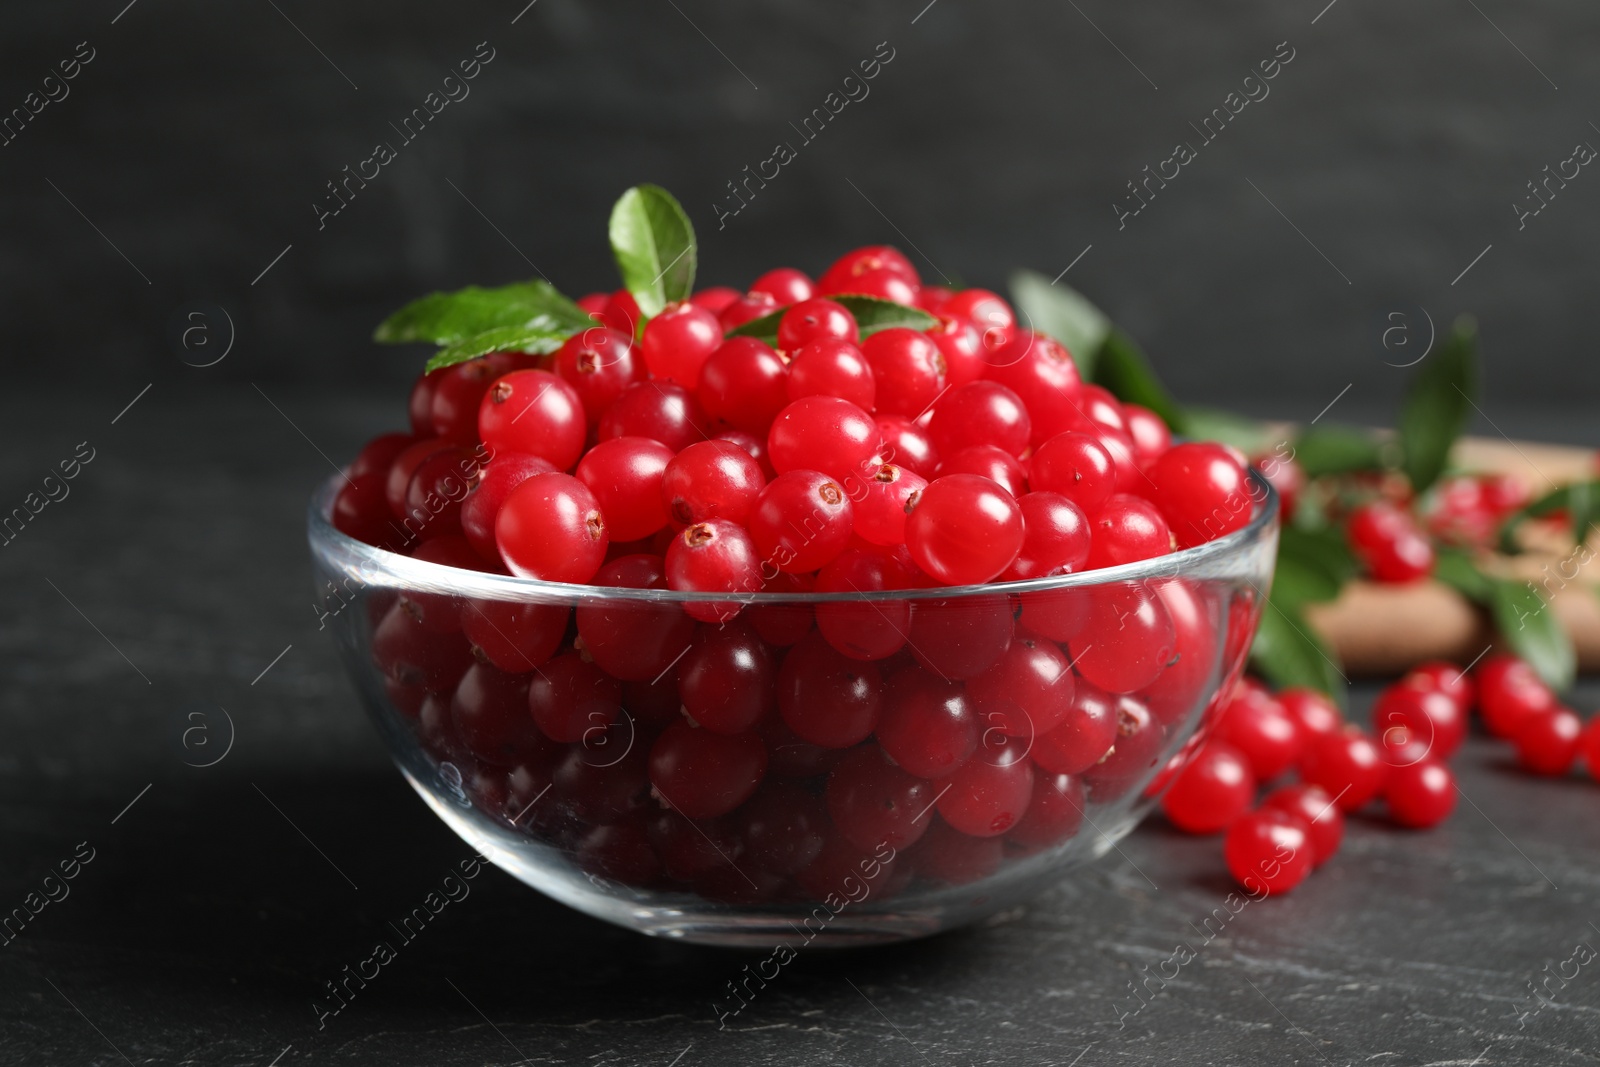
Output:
1224,809,1314,895
1161,741,1255,834
1300,725,1388,811
1260,784,1343,866
1476,655,1556,739
1514,707,1582,776
1384,759,1457,828
1347,501,1434,583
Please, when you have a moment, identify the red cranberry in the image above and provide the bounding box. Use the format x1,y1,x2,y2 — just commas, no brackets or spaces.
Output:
576,555,695,681
1030,432,1116,515
1069,582,1176,695
748,469,855,574
663,520,763,623
1086,494,1172,571
906,593,1014,680
1384,759,1457,828
1276,687,1344,745
1001,492,1091,580
598,381,711,453
786,338,876,410
905,474,1025,586
1476,654,1556,738
874,415,939,479
451,662,543,767
1224,809,1314,895
1032,681,1118,774
938,733,1034,837
495,472,608,583
527,651,622,744
738,781,826,875
696,337,790,434
936,445,1027,499
875,670,979,778
462,597,568,674
647,720,766,819
828,746,939,851
777,298,858,350
1514,707,1582,776
554,327,643,423
661,440,766,527
678,622,776,735
1212,688,1303,781
1008,772,1086,849
749,267,815,306
1261,783,1344,866
853,463,928,547
1144,443,1254,548
860,328,946,418
1300,725,1388,811
767,396,877,482
575,436,675,542
460,453,557,563
967,635,1076,739
910,819,1004,885
928,381,1032,460
1160,741,1255,834
813,543,916,661
478,370,587,471
640,302,723,387
777,629,883,748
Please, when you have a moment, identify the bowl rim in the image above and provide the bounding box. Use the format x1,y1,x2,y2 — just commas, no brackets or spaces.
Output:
308,468,1278,604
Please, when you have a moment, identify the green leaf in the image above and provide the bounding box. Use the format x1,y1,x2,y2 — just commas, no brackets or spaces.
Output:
727,296,937,345
1181,407,1273,455
1008,269,1111,379
1489,578,1576,691
1092,329,1186,431
1272,525,1357,611
1398,317,1479,493
1249,596,1347,707
425,325,573,372
1497,479,1600,553
1293,423,1387,478
608,184,696,319
373,280,592,346
1432,547,1496,602
1280,524,1359,583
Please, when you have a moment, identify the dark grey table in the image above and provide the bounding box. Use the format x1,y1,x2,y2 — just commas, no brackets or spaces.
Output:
2,387,1596,1066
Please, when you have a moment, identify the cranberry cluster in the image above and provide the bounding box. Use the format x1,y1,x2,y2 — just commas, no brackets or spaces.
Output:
1160,653,1599,896
331,245,1264,900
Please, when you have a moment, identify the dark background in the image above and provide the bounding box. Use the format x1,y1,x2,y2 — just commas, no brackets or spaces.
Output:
3,0,1598,424
4,3,1599,1065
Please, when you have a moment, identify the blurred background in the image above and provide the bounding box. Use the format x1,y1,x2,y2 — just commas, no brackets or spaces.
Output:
3,0,1598,428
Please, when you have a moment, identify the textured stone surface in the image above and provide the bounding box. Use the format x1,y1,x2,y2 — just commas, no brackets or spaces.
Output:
1,388,1597,1065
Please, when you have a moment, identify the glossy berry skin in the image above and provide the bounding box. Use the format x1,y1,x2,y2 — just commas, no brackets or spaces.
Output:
333,471,399,550
1212,689,1303,781
402,536,486,632
599,289,641,337
1476,655,1555,738
526,651,622,744
661,440,766,526
1144,443,1254,548
967,636,1076,739
905,474,1025,586
430,356,510,442
450,662,542,767
495,472,608,583
690,286,742,314
478,369,587,471
786,339,875,410
576,555,695,681
664,520,763,623
640,302,723,386
1008,772,1086,849
1300,725,1388,811
461,598,568,673
695,337,790,434
1002,492,1091,580
1399,660,1476,717
1261,784,1344,866
778,630,883,748
937,445,1027,500
648,720,767,819
1141,580,1219,726
1123,405,1172,465
1514,707,1582,776
813,544,916,661
1224,809,1314,895
1384,759,1457,828
875,672,979,778
937,733,1034,837
767,396,878,482
717,291,780,332
986,333,1081,441
460,453,557,563
1276,687,1344,744
575,437,674,542
749,267,815,306
1160,741,1255,834
1086,494,1172,571
819,245,919,290
827,746,938,852
907,594,1014,680
777,298,858,350
679,623,777,735
1347,501,1434,583
928,381,1032,460
386,438,454,518
748,469,855,574
408,369,443,436
598,381,710,453
942,288,1014,349
860,328,946,418
926,314,986,388
403,447,481,539
1031,682,1118,774
1372,684,1465,762
1068,583,1176,694
875,415,938,479
1030,432,1116,514
554,327,643,423
827,267,916,304
853,463,928,547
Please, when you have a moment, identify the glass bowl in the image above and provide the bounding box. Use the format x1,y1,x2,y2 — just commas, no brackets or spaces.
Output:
308,474,1277,946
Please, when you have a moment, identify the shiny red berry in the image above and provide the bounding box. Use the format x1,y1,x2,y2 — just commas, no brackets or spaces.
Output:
1160,741,1255,834
905,474,1025,586
1384,759,1457,827
1224,809,1314,895
1261,783,1344,865
478,369,586,471
575,436,674,542
495,472,608,583
1514,707,1582,776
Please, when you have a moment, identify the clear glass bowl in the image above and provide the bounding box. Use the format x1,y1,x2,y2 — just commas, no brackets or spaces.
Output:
308,475,1277,946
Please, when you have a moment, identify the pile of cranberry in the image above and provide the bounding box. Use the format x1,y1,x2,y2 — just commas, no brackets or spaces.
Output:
329,245,1269,899
1162,653,1600,895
